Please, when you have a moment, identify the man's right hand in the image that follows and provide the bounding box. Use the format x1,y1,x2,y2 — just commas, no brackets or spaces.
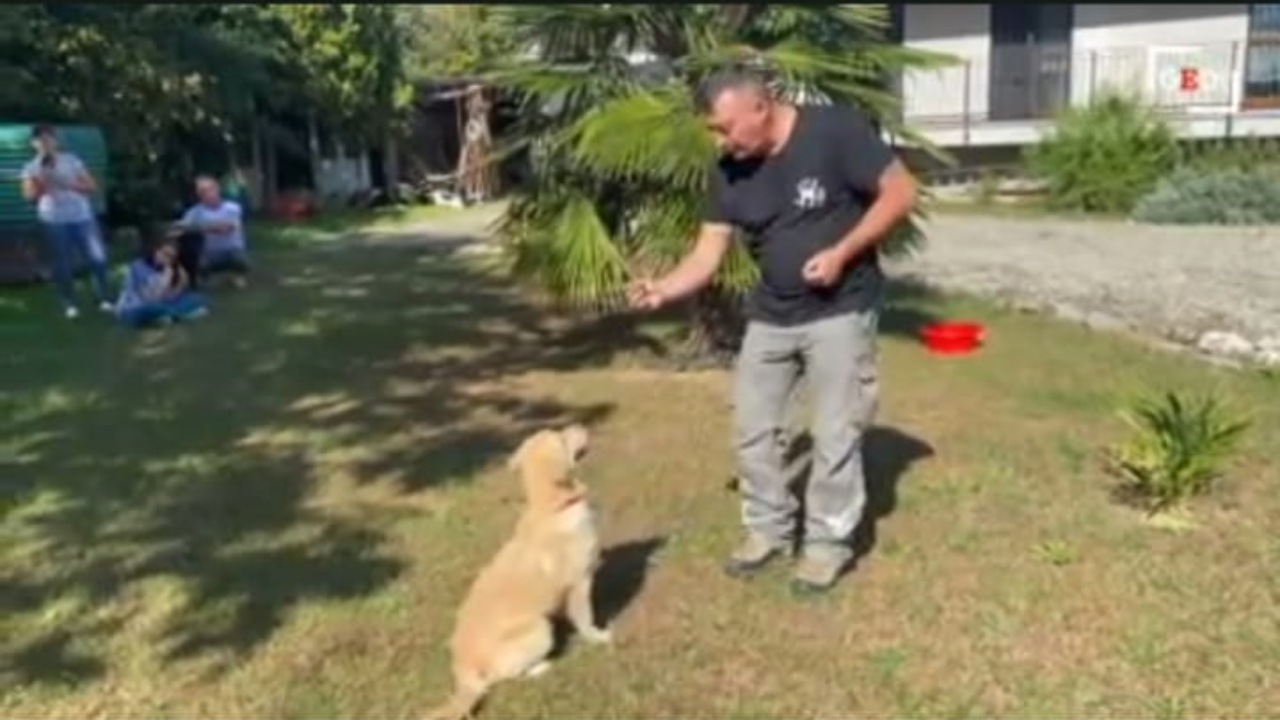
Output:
627,278,666,311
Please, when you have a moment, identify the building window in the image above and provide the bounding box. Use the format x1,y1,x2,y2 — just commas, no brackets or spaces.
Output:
1245,4,1280,107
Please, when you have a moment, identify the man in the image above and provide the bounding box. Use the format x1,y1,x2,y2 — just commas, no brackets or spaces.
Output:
19,124,113,319
628,70,917,595
174,175,251,288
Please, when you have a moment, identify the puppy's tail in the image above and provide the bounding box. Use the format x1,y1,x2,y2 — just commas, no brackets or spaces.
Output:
423,679,486,720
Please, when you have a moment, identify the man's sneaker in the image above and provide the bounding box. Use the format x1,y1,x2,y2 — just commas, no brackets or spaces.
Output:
790,546,851,597
723,533,787,578
98,300,114,314
230,276,248,289
182,307,209,321
64,306,80,320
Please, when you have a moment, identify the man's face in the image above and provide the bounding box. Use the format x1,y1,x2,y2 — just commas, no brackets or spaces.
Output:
32,132,58,156
704,88,773,160
196,178,221,205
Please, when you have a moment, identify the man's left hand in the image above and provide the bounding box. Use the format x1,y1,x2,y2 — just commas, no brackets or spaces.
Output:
801,247,848,288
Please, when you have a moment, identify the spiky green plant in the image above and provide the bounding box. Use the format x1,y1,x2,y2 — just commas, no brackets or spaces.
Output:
1109,390,1250,513
488,5,956,360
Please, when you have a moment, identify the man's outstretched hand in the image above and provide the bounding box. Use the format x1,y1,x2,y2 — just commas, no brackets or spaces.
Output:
627,278,666,311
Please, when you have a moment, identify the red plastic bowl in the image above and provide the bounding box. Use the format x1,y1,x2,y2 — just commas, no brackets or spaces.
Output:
920,321,986,355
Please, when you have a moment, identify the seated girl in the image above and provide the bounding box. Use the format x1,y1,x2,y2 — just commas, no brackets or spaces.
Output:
115,235,209,328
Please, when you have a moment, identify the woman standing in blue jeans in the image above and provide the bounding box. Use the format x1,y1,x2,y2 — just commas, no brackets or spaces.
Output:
19,124,112,320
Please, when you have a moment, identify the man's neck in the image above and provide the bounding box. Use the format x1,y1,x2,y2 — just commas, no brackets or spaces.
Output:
764,104,799,156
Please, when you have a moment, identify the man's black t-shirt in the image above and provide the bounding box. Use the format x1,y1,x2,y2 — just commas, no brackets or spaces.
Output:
703,104,895,326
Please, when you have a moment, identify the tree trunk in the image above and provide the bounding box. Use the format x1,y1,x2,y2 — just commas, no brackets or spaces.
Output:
307,112,322,194
383,128,401,202
250,117,266,208
674,287,747,371
264,126,279,210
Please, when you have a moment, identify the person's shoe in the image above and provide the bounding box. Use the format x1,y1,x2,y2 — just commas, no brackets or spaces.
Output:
723,533,787,579
97,300,114,314
63,306,80,320
182,307,209,321
789,546,851,598
230,276,248,289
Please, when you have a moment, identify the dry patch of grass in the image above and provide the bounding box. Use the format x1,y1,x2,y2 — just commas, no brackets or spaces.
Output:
3,233,1279,718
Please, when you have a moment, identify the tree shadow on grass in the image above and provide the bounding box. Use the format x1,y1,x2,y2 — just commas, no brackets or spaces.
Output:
0,234,656,689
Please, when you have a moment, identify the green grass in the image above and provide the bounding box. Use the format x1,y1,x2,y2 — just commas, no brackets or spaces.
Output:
250,203,467,249
3,212,1280,717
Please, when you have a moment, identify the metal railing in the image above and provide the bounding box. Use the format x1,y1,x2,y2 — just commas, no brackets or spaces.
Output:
897,41,1246,127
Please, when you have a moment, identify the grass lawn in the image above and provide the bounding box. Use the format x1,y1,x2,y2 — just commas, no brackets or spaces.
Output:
3,212,1279,718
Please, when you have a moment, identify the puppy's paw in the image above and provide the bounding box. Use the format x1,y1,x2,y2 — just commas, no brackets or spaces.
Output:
581,626,613,645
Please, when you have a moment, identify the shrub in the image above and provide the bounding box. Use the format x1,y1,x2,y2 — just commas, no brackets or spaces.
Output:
1024,94,1179,214
1108,390,1250,514
1131,166,1280,225
1179,136,1280,173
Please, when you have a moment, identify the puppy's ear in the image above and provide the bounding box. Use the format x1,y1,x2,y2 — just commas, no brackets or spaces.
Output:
561,424,589,464
507,436,531,473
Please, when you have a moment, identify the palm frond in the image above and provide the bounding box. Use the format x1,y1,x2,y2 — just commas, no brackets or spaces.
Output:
716,238,760,293
502,191,631,309
627,190,703,266
566,87,714,190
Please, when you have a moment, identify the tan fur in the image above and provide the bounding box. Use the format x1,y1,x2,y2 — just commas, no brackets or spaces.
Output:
425,425,611,720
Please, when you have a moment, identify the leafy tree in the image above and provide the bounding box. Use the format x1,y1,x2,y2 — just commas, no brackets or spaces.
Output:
400,5,519,82
270,6,408,140
2,4,413,219
266,5,414,197
490,4,954,363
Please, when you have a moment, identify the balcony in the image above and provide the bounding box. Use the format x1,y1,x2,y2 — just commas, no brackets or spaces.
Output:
892,41,1280,147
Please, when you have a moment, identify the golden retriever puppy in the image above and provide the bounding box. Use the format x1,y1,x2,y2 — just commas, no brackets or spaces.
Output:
425,424,611,720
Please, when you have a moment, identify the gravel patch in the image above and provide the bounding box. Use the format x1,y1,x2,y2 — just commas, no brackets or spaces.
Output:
365,205,1280,366
886,214,1280,366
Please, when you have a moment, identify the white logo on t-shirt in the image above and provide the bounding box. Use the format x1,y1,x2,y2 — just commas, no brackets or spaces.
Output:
793,177,827,210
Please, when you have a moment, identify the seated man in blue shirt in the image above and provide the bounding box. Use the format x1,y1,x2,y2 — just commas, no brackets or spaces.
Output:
175,174,251,288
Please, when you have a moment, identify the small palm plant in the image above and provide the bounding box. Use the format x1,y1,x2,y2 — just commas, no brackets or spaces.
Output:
488,4,956,363
1108,390,1250,514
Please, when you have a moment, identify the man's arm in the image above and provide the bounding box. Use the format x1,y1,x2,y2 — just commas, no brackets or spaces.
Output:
171,205,199,235
19,164,43,202
209,201,242,234
829,108,917,265
67,155,96,195
654,222,734,302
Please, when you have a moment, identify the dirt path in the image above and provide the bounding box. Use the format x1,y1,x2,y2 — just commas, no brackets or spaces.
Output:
355,202,507,251
886,213,1280,364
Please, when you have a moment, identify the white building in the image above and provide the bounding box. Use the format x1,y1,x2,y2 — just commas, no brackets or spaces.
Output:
896,4,1280,148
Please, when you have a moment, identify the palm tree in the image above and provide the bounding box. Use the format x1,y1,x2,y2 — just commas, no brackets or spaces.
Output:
490,5,955,365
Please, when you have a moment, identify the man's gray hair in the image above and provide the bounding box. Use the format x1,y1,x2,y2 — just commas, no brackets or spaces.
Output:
694,65,778,114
